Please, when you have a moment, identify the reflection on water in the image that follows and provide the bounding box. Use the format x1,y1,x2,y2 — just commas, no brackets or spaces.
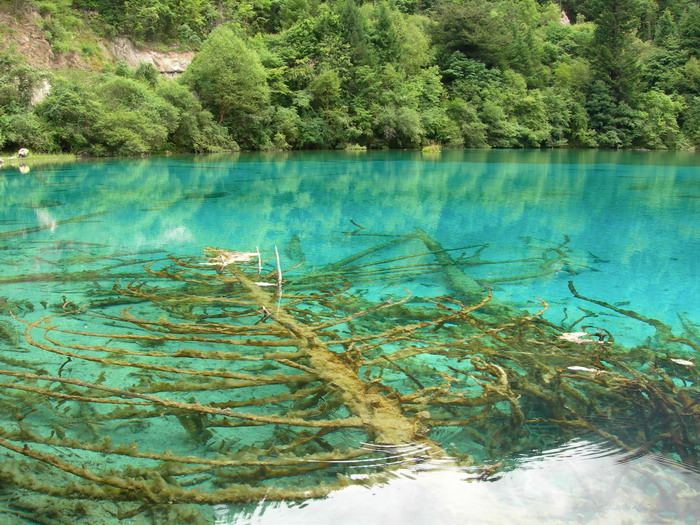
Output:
0,150,698,524
226,436,700,525
1,149,697,335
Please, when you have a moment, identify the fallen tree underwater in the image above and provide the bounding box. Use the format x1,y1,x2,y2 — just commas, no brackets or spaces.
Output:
0,228,698,523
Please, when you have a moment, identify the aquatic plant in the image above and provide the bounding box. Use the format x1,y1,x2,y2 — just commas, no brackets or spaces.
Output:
0,225,697,522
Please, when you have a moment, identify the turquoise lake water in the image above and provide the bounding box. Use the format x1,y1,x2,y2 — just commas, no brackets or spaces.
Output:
0,150,698,524
4,149,698,338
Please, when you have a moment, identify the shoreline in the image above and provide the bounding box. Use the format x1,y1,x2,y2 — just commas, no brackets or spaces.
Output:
0,154,79,171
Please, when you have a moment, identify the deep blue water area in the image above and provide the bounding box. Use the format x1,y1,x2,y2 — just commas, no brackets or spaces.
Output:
0,149,698,524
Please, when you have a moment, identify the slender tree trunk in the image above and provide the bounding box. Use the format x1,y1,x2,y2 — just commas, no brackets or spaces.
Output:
218,101,225,124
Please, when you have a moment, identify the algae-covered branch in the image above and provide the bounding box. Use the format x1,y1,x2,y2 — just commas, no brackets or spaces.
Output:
0,229,697,522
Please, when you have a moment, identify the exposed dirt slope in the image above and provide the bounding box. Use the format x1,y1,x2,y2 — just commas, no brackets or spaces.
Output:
0,9,87,69
0,7,193,74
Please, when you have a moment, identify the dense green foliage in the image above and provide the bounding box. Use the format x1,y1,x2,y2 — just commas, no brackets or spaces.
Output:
0,53,235,155
1,0,699,153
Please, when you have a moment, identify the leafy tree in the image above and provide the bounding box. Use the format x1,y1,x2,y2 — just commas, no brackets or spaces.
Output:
374,105,424,147
171,0,214,38
0,51,44,113
585,79,641,147
391,9,433,74
279,0,312,30
676,57,700,94
635,90,686,148
445,98,489,147
36,72,195,155
1,0,695,152
430,0,511,67
298,116,332,148
586,0,642,100
270,106,303,147
370,2,401,64
117,0,214,41
155,81,234,152
338,0,370,65
217,0,275,34
35,80,104,151
0,113,55,152
654,8,679,46
495,0,559,84
134,62,160,87
440,53,502,100
539,92,565,146
183,25,271,148
583,0,647,145
680,95,700,146
307,68,342,110
90,76,179,154
640,45,687,91
0,50,54,151
679,4,700,57
122,0,176,41
551,57,593,92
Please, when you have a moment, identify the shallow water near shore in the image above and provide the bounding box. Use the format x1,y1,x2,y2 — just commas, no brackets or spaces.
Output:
0,149,698,524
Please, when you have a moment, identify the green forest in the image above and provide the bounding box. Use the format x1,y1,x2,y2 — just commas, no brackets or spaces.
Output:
1,0,699,154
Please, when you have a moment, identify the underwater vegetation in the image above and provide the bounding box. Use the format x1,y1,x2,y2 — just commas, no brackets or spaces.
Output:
0,219,697,523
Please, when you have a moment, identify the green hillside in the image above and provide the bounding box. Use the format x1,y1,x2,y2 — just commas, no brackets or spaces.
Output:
1,0,699,154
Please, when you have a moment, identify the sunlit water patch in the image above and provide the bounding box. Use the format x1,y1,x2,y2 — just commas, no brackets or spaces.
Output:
0,150,698,524
227,437,700,525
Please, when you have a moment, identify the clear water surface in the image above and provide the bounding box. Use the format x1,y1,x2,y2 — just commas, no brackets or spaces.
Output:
0,149,698,524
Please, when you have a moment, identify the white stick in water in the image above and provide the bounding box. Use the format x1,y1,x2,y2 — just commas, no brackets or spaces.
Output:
274,245,282,289
274,245,283,312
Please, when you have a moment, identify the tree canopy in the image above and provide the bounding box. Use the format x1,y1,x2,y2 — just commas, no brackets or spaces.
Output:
1,0,698,153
